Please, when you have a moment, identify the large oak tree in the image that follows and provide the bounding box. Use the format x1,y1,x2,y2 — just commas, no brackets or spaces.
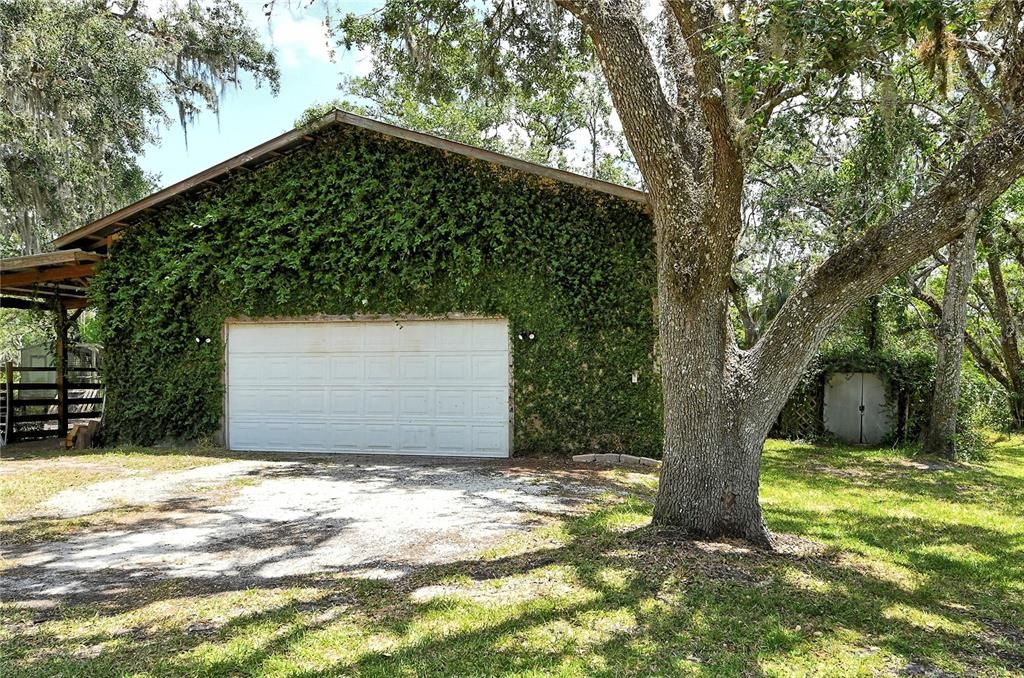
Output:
325,0,1024,546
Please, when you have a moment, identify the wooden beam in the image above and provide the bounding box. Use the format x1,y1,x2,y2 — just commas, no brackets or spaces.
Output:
1,292,87,309
4,362,14,444
0,296,50,310
4,283,88,295
0,250,102,273
0,263,95,287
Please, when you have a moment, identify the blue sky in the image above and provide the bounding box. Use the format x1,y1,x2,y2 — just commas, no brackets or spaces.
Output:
140,2,378,188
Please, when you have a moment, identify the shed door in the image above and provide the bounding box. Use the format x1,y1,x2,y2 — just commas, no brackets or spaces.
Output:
226,319,510,457
823,372,892,445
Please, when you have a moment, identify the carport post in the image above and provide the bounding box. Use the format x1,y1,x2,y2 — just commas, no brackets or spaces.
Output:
4,361,14,444
55,302,68,439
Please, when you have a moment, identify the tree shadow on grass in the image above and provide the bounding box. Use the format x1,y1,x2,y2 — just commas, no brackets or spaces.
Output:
3,439,1022,675
4,496,1023,678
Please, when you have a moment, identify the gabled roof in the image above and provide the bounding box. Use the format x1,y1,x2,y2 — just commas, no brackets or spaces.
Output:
52,109,648,253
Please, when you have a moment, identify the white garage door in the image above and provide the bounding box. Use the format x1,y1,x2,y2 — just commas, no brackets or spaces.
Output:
226,319,510,457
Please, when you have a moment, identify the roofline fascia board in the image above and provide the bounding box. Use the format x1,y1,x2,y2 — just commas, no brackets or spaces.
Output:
50,110,649,251
50,118,334,251
0,250,103,273
327,111,648,204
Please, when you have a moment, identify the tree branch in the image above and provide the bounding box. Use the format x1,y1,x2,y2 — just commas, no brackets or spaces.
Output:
729,276,760,348
554,0,679,186
981,229,1024,389
744,109,1024,429
957,48,1005,123
665,0,741,177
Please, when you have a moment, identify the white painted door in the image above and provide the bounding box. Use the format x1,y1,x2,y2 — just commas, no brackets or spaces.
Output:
859,373,892,445
824,373,863,443
823,372,892,445
226,319,510,457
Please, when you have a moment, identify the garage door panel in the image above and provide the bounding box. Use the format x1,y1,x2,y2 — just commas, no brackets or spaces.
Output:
229,388,264,415
399,424,431,451
365,424,397,451
472,426,506,455
264,357,294,384
292,422,329,450
330,356,363,380
329,423,363,450
471,321,508,348
229,355,264,380
398,355,433,381
436,356,470,381
295,356,329,384
396,322,435,351
436,425,471,452
471,355,506,381
472,390,507,418
227,319,509,457
436,324,473,352
364,390,397,416
329,390,363,416
362,323,399,351
294,389,327,414
327,325,364,352
364,356,396,381
262,389,296,413
436,391,469,417
399,390,433,416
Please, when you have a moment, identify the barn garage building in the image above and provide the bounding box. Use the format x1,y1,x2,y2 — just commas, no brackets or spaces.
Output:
2,110,662,457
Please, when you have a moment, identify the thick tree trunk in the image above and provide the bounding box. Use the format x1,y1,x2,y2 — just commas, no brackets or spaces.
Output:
648,193,773,547
923,222,979,458
1011,395,1024,431
556,0,1024,549
651,283,771,546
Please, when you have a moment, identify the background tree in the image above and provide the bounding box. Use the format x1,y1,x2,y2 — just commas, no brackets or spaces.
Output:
0,0,279,254
921,221,979,458
910,182,1024,434
330,2,635,181
320,0,1024,547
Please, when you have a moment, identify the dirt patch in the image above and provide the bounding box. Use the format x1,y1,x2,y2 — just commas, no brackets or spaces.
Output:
38,459,272,518
2,456,609,606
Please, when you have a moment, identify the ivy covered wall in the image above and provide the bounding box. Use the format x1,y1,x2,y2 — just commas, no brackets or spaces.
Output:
92,125,662,455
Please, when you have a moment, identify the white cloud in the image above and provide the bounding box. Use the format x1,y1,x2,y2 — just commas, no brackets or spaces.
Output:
336,46,373,78
266,13,334,68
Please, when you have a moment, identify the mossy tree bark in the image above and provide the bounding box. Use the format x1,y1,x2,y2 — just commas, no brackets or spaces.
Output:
923,222,979,459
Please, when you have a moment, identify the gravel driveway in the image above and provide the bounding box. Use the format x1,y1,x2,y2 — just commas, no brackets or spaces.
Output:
2,455,613,605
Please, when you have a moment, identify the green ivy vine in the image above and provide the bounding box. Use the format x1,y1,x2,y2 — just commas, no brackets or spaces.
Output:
92,126,662,455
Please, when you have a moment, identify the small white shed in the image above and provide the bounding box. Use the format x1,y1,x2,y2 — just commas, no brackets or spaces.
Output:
823,372,893,445
19,343,102,384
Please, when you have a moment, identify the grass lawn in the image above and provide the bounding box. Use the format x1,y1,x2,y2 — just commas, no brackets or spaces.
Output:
1,437,1022,676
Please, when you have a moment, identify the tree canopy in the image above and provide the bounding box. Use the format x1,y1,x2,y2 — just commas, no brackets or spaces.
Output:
0,0,279,254
328,1,634,181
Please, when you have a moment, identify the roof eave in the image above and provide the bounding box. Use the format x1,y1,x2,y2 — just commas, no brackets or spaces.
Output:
51,109,650,253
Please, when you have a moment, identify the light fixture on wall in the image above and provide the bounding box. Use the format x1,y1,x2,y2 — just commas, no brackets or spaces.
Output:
516,330,537,342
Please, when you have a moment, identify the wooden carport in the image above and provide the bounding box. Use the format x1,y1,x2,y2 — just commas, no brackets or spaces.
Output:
1,249,104,443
